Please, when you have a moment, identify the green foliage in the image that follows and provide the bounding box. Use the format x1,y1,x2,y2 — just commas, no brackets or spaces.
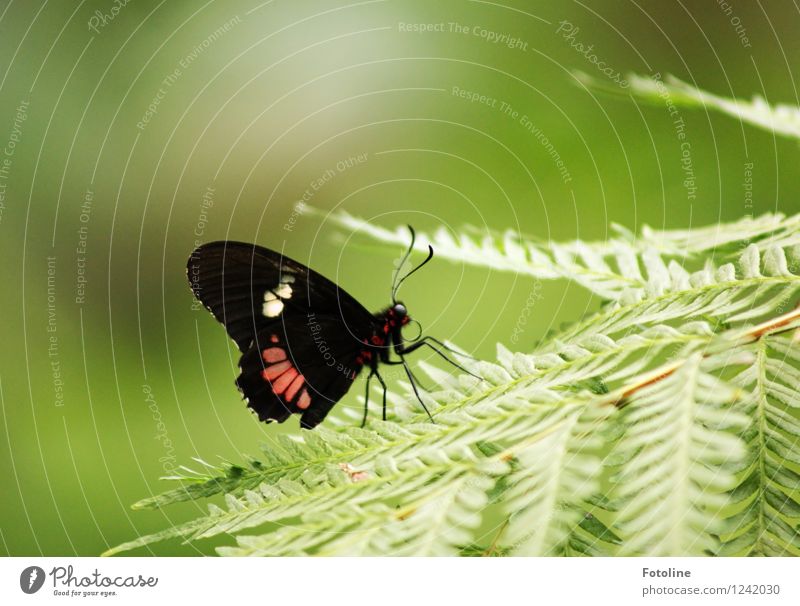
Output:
577,71,800,141
614,353,749,555
720,337,800,555
322,209,800,303
107,213,800,556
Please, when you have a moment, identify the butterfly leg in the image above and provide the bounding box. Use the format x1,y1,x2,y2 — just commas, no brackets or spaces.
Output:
361,371,373,428
362,364,389,426
397,338,482,381
381,358,431,391
400,357,435,423
417,336,478,360
373,368,388,421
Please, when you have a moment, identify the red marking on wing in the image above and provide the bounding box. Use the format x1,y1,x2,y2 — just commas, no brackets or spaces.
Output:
285,374,305,402
262,347,287,363
262,360,291,380
370,335,384,345
259,351,308,406
270,334,279,343
272,367,298,394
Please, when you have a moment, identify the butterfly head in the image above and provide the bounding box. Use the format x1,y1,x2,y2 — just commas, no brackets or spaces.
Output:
388,302,411,326
381,300,421,345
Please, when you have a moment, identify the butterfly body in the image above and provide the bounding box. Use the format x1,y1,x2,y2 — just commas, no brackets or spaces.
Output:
187,241,424,429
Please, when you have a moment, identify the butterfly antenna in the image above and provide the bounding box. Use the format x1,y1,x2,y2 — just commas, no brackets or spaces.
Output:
392,242,434,303
391,225,416,303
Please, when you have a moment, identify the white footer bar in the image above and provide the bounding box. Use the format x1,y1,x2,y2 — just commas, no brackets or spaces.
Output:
1,557,797,605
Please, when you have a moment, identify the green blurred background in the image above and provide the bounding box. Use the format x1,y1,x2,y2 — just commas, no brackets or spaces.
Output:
1,0,799,556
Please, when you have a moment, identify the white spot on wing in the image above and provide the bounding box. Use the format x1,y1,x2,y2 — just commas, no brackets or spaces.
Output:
274,283,292,299
261,273,294,317
262,299,284,317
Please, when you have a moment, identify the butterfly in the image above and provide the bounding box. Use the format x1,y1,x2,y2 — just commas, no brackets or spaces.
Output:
187,227,477,429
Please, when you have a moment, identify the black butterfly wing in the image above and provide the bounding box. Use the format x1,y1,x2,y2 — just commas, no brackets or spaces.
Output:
187,241,376,428
187,241,374,352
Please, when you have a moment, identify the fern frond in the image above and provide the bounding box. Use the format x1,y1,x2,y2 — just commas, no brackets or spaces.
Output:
320,209,800,303
107,393,601,555
501,404,611,555
402,322,711,424
552,244,800,345
720,336,800,556
637,214,800,257
626,73,800,140
131,430,387,510
576,70,800,141
566,504,622,556
613,353,749,555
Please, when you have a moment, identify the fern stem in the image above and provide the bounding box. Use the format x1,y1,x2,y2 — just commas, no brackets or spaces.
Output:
482,518,510,556
755,339,768,556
